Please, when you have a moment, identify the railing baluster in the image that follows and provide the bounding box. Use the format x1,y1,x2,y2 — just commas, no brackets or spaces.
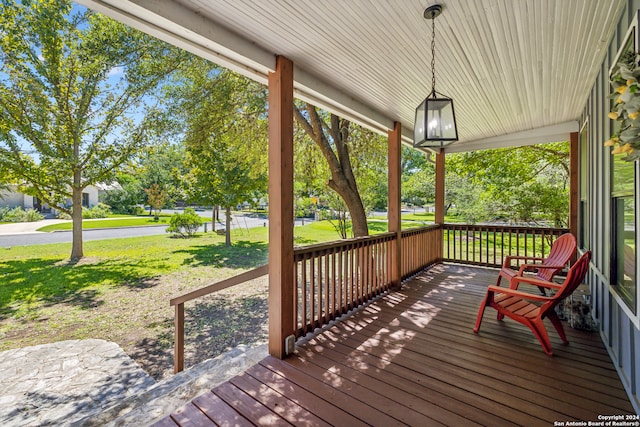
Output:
310,256,315,330
302,255,308,334
325,251,330,323
441,224,569,268
174,303,184,374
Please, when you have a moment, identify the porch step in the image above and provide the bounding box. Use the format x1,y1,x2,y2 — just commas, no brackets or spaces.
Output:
72,343,268,427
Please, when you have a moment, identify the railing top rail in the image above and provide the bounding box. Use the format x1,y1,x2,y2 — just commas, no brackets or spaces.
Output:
293,231,396,257
401,224,441,236
442,223,569,232
170,264,268,306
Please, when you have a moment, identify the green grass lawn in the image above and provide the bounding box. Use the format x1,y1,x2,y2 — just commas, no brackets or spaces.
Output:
0,228,273,378
0,219,404,378
37,216,171,231
370,211,464,223
0,218,551,378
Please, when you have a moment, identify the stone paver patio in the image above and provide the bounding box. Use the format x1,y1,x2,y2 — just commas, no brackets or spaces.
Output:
0,339,155,426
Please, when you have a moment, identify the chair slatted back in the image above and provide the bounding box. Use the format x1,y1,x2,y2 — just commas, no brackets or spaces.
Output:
544,251,592,312
536,233,577,281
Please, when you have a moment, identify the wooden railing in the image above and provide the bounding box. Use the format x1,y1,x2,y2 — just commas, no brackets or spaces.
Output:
169,224,567,372
401,224,442,279
442,224,569,268
169,264,268,373
293,232,397,338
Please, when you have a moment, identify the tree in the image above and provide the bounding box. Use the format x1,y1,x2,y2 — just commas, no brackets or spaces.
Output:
445,142,570,225
168,61,268,245
136,143,188,208
145,183,168,218
294,103,373,237
402,147,435,208
0,0,186,259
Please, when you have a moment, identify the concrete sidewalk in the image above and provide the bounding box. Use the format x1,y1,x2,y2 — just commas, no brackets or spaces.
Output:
0,219,68,235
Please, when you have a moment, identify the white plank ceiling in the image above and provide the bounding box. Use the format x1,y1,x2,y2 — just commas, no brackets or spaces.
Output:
79,0,624,151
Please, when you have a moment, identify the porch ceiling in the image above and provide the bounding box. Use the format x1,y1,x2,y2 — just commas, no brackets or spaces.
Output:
78,0,624,151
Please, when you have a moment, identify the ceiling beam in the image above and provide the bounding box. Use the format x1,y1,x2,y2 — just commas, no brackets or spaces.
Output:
444,121,580,153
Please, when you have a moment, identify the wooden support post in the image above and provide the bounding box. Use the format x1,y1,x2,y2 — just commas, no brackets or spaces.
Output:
268,56,295,359
174,303,184,373
435,149,446,224
388,122,402,287
569,131,579,240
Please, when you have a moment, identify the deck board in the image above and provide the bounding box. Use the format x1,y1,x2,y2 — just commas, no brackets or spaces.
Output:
151,264,635,426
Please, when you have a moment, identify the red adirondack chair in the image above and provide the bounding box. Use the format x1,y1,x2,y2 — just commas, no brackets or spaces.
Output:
474,250,592,356
496,233,577,290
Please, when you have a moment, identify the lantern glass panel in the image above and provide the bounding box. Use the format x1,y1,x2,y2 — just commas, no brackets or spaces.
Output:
426,98,456,140
414,99,426,143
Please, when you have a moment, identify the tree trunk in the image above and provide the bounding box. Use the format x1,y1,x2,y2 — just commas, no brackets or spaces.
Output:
329,179,368,237
225,206,231,246
70,187,84,260
293,103,369,237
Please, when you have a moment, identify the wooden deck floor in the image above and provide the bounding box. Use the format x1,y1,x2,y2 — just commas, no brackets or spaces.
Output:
152,264,635,426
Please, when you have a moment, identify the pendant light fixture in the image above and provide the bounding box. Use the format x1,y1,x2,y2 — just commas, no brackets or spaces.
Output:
414,4,458,148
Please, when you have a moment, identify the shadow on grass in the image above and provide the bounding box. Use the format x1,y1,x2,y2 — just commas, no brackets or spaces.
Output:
0,257,164,320
368,222,389,233
294,236,320,245
175,240,268,269
130,293,268,381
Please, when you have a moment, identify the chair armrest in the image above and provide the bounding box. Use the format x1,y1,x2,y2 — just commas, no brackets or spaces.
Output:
488,285,554,302
516,263,566,276
502,255,545,268
510,276,563,290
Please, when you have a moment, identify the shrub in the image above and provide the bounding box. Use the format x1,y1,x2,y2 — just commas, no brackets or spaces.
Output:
101,185,143,215
0,207,44,223
82,202,112,219
24,208,44,222
57,212,72,220
166,208,202,238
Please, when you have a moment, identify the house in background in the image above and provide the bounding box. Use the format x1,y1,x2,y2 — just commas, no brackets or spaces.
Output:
0,184,100,214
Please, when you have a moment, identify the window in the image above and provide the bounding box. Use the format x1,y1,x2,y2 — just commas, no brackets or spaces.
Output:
579,120,589,249
82,192,89,208
608,15,639,315
611,193,636,313
611,152,637,313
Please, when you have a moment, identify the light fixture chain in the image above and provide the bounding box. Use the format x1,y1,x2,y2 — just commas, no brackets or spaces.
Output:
431,12,436,95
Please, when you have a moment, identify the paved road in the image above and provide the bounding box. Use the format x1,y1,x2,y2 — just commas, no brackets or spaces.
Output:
0,225,174,247
0,213,312,247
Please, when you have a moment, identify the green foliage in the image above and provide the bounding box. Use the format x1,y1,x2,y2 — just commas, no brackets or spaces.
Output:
0,0,188,258
145,183,168,218
100,178,144,215
164,60,268,244
293,109,387,233
402,147,435,207
166,208,202,237
606,50,640,161
135,143,188,207
82,202,112,219
319,192,352,239
295,197,318,218
0,207,44,223
445,143,570,226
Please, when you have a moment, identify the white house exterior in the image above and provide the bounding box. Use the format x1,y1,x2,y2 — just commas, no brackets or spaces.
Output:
0,184,100,213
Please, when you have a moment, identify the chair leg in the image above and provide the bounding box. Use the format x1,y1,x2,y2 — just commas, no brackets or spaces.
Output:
547,311,568,344
474,294,490,333
530,319,553,356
